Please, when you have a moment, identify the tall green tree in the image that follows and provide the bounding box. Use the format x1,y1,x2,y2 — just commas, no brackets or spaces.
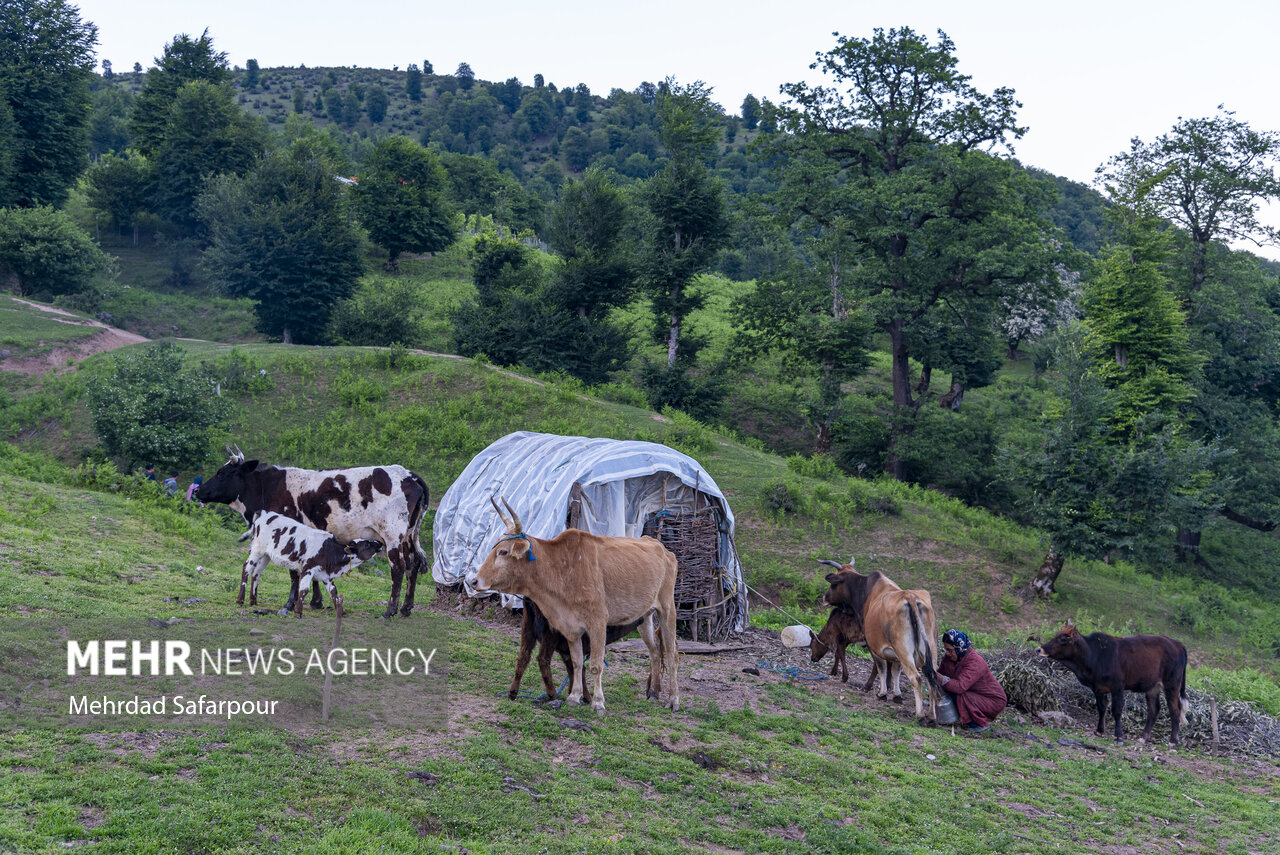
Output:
243,58,260,89
198,136,364,344
1098,107,1280,292
405,63,422,101
84,151,154,246
1081,211,1199,430
87,341,234,472
768,28,1058,478
0,0,97,207
365,83,389,123
639,79,727,370
546,166,633,317
1004,327,1224,587
352,135,457,272
151,80,265,232
129,29,230,156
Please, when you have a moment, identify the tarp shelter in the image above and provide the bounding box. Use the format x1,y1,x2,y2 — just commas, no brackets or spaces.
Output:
432,431,748,639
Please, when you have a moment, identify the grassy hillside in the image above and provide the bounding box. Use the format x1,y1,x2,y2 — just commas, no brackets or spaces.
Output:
2,391,1279,853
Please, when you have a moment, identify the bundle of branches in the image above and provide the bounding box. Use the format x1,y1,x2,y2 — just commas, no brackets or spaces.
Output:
983,644,1280,756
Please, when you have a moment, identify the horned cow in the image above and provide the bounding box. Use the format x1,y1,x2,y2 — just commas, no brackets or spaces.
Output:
197,446,428,618
470,497,679,716
1038,622,1188,744
820,559,941,723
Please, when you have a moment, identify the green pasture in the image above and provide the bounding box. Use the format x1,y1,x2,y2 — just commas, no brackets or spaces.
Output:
0,459,1277,854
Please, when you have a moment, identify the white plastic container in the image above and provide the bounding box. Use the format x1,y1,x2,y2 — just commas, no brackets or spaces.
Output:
780,625,815,648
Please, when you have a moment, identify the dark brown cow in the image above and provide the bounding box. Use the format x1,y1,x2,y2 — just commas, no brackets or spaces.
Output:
808,608,878,689
820,559,941,722
471,497,679,715
1037,622,1188,744
197,447,428,618
508,599,644,702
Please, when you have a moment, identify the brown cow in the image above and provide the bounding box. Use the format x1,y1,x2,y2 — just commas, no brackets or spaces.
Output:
471,497,679,715
808,608,878,689
1037,622,1189,744
819,559,941,723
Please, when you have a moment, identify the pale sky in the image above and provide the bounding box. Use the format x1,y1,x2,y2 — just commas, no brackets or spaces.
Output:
75,0,1280,260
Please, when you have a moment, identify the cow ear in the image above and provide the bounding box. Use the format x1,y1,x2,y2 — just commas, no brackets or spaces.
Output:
242,459,259,471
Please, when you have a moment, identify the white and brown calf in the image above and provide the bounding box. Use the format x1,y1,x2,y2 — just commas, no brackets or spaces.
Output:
241,511,381,622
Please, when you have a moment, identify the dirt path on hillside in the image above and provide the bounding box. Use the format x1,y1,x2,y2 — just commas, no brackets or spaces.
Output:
2,298,148,375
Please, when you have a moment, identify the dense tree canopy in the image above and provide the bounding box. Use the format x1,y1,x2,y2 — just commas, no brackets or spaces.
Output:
769,27,1060,477
0,205,109,297
130,29,231,156
1099,108,1280,291
198,136,364,344
352,135,457,271
0,0,97,207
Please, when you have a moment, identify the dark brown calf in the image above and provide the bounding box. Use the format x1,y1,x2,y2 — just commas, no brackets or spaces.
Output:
1037,623,1189,744
508,599,644,702
808,608,878,690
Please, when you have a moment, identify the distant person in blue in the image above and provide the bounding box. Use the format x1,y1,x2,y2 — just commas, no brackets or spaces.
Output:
163,470,179,497
143,464,156,482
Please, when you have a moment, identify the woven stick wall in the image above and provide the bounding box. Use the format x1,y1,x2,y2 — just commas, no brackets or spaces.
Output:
644,508,739,642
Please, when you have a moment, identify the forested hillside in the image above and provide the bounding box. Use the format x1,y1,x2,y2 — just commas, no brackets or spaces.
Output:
7,12,1280,658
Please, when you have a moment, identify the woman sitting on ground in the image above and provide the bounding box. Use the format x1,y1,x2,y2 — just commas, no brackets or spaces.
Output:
937,629,1007,733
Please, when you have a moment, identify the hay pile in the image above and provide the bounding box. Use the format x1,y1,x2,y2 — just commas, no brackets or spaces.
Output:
984,645,1280,756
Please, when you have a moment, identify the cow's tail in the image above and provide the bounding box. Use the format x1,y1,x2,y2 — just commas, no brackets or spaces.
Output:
906,600,940,695
1177,644,1189,726
407,473,430,574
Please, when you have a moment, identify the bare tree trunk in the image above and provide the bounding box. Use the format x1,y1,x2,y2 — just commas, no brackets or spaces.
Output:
916,364,932,395
1174,528,1201,562
885,319,913,480
666,308,680,368
938,379,964,411
1032,551,1064,598
281,327,293,345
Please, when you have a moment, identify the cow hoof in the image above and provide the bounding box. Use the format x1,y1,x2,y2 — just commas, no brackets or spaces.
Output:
666,698,680,712
399,606,414,617
276,608,290,617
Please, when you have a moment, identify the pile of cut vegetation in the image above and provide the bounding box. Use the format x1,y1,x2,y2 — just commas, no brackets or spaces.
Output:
987,645,1280,757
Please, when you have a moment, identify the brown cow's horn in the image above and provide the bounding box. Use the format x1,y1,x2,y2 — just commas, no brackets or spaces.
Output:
501,497,523,533
817,559,844,569
1066,616,1074,627
489,495,511,527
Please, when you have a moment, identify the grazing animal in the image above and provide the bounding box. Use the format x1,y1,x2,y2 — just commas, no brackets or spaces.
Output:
819,559,941,723
509,599,644,702
1037,622,1188,744
470,496,679,715
808,608,878,690
197,446,428,617
241,511,381,631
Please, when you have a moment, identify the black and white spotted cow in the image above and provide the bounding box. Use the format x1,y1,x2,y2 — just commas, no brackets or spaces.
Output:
198,446,429,617
241,512,381,624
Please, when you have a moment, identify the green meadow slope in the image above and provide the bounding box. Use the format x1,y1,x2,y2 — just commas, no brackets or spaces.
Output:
2,301,1279,853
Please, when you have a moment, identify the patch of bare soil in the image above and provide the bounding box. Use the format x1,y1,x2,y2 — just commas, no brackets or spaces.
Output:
3,301,147,375
79,730,190,757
